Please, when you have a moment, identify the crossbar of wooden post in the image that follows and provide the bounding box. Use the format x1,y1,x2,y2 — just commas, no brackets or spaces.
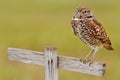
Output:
8,47,106,77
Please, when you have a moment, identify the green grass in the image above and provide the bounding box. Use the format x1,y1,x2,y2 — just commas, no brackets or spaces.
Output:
0,0,120,80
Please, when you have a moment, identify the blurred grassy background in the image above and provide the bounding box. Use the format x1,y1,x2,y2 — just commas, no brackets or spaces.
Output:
0,0,120,80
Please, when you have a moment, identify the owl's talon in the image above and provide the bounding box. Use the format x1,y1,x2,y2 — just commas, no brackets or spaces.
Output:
80,58,94,65
89,59,94,66
79,58,89,64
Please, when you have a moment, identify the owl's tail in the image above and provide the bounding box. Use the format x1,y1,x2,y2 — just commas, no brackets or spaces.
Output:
103,44,114,50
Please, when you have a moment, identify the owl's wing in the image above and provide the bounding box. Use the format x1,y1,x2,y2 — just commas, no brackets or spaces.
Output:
85,19,111,44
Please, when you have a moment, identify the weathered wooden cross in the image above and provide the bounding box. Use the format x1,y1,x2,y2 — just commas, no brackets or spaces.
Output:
8,47,106,80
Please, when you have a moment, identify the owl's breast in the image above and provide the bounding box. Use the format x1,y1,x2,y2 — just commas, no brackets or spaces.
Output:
71,19,101,47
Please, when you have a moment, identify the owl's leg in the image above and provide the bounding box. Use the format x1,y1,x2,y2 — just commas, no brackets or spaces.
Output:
81,49,94,63
90,47,99,60
85,49,94,59
83,47,99,64
86,47,99,64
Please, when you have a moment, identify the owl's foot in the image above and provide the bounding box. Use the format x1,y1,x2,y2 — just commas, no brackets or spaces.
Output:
80,58,94,65
86,58,94,65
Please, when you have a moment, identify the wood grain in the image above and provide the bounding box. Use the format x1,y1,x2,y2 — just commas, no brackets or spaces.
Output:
8,48,106,76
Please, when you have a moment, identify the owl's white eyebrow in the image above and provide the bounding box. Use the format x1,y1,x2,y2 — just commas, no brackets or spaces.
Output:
72,18,81,20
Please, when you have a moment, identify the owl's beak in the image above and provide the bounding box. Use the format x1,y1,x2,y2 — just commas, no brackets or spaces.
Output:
78,15,81,19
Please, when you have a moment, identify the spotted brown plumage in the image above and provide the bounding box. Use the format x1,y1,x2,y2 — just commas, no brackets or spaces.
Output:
71,7,113,63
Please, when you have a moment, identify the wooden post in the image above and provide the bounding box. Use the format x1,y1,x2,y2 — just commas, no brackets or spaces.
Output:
45,47,58,80
8,48,106,76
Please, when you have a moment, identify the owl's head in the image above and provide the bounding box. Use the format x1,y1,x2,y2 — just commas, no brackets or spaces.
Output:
73,7,93,19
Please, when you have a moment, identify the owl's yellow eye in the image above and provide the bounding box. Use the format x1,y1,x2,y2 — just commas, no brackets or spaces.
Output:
83,11,88,14
84,11,87,13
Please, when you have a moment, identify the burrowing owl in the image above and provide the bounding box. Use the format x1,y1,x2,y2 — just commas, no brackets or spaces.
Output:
71,7,113,62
